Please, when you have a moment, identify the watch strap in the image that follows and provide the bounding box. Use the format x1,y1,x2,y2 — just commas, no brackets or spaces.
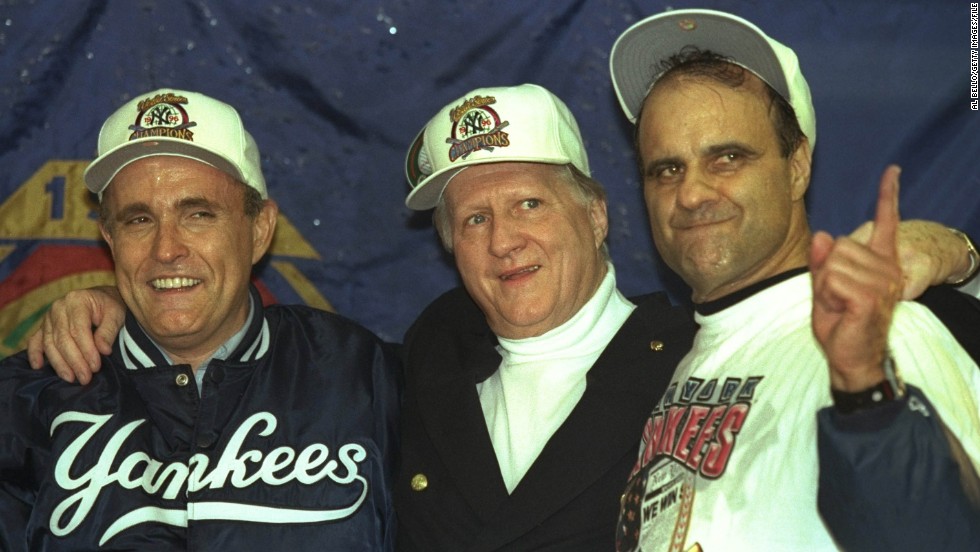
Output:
947,228,980,286
831,357,905,415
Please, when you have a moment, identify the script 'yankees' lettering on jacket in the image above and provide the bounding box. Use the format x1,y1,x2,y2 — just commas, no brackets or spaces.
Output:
0,287,401,551
50,410,368,544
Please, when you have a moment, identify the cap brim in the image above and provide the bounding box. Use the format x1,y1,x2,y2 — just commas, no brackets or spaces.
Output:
84,137,247,196
404,153,576,210
610,9,789,123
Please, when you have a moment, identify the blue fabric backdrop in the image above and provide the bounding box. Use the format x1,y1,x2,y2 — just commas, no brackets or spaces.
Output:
1,0,977,352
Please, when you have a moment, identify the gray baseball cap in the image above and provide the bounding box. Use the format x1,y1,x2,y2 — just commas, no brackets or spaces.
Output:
610,9,816,146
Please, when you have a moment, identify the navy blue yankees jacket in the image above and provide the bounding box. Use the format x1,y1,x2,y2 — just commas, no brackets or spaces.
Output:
0,286,400,551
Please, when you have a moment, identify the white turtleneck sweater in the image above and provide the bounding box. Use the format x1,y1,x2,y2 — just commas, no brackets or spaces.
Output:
477,263,636,493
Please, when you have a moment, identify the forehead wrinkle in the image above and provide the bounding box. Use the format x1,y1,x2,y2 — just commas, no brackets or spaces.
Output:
644,78,772,154
112,194,223,220
448,165,564,210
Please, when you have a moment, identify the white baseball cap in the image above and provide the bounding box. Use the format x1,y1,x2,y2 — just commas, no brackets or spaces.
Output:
404,83,590,210
609,9,816,146
84,89,267,199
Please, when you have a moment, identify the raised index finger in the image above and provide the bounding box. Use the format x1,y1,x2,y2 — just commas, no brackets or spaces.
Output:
868,164,901,259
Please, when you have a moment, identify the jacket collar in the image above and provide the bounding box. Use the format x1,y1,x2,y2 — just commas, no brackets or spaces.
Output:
115,285,270,369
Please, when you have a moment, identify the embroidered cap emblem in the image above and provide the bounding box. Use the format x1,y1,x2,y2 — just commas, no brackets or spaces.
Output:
446,94,510,162
128,92,197,142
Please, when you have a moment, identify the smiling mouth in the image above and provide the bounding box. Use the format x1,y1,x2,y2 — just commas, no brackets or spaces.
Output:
501,265,541,280
673,211,737,230
151,277,202,290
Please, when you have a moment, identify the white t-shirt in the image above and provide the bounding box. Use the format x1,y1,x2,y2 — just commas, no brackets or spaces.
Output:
618,273,980,552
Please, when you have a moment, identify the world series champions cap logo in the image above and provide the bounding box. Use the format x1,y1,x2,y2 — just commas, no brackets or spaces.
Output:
446,94,510,162
404,83,587,210
129,93,198,143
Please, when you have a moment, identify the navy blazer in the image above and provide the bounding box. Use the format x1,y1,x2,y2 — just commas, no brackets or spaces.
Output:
394,287,696,551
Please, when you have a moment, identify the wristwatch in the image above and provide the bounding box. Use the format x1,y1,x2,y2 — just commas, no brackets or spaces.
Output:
947,228,980,286
831,356,905,415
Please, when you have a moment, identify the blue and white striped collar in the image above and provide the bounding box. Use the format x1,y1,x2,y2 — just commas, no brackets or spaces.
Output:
116,285,271,370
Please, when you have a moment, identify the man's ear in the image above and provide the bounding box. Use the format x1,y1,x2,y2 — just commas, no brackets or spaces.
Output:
251,199,279,265
99,223,115,255
589,197,609,249
789,138,812,202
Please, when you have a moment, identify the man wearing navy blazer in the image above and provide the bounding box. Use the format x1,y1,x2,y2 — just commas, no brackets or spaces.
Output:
395,83,697,550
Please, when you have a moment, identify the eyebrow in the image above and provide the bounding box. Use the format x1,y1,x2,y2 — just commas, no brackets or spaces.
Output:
645,141,762,175
174,196,219,211
113,196,219,222
113,202,152,223
703,141,760,158
644,155,684,177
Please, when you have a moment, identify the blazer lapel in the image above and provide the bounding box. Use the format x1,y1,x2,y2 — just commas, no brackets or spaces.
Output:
415,294,511,522
470,295,695,550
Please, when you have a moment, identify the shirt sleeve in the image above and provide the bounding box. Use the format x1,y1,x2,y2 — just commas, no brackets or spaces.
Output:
816,385,980,550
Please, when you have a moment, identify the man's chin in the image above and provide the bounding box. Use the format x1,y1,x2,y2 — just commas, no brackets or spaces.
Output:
490,306,568,340
139,313,204,340
678,262,738,300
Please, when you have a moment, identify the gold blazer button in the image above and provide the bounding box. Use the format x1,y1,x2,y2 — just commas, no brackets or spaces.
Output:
175,373,190,386
649,340,665,352
410,473,428,492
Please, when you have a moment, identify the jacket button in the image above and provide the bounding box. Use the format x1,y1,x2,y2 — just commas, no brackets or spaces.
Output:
175,373,190,386
649,340,665,352
410,473,428,492
196,431,218,449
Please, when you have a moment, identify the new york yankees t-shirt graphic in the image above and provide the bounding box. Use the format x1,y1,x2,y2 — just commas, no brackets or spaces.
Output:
618,374,763,552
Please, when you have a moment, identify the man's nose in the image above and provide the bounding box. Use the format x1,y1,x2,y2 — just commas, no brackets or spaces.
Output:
676,171,720,211
488,217,526,258
151,221,189,263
